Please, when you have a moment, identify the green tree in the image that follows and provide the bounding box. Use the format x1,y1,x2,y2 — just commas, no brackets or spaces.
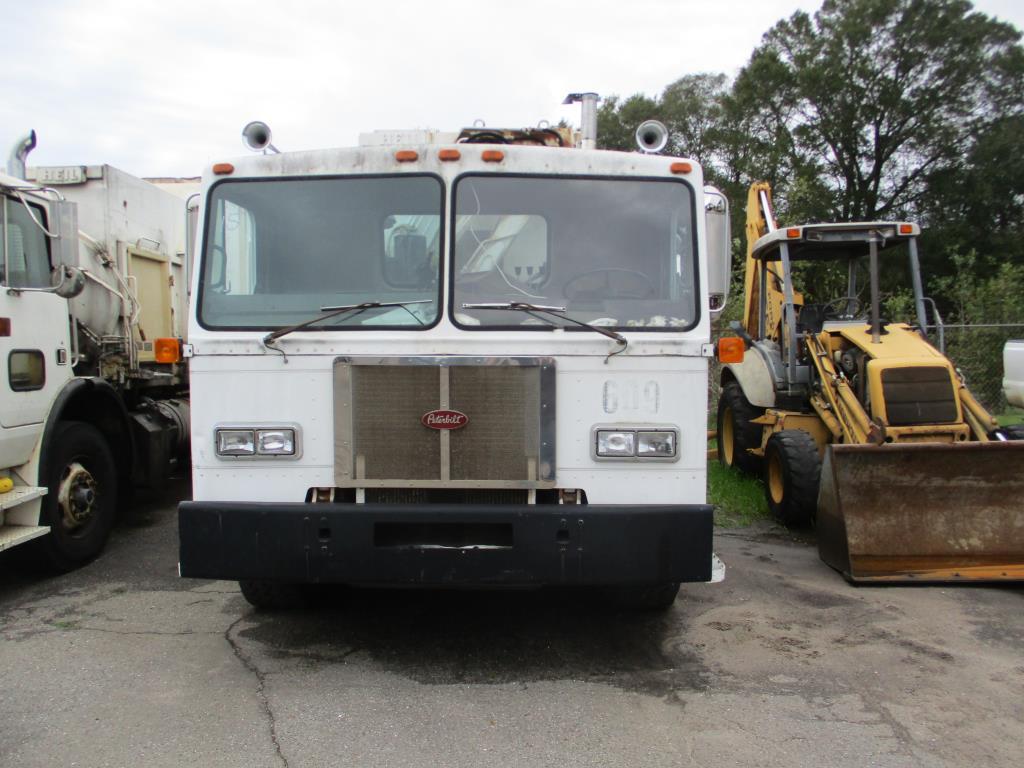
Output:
731,0,1024,223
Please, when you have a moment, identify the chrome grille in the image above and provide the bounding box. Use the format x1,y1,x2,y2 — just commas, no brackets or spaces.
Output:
334,357,555,488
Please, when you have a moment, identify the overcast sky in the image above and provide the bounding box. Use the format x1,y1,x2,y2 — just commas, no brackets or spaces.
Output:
3,0,1021,178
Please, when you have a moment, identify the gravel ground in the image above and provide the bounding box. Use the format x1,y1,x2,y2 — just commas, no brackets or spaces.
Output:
2,481,1021,768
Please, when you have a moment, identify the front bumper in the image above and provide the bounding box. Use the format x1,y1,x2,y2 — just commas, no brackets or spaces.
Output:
178,502,714,586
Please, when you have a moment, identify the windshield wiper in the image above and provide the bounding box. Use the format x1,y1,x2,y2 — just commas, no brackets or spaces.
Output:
263,300,432,346
461,301,628,361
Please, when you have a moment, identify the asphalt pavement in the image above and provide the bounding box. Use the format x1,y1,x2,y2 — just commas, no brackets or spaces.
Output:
1,481,1022,768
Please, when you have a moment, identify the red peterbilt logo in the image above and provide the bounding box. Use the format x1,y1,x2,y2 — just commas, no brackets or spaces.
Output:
421,409,469,430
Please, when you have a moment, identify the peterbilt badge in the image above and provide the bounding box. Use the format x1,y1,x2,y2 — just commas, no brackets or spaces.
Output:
421,409,469,430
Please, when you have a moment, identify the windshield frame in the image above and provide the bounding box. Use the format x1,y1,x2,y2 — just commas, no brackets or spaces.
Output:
448,172,701,334
196,172,446,333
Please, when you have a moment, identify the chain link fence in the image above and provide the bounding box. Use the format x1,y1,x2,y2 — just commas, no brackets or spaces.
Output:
707,323,1024,420
929,323,1024,415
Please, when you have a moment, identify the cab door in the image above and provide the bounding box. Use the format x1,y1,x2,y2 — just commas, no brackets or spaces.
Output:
0,193,72,467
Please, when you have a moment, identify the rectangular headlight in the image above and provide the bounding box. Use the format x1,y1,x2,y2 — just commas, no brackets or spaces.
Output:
637,430,676,457
596,430,636,457
256,429,296,455
217,429,255,456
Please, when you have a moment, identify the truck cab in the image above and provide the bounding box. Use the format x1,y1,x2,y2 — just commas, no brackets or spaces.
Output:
178,125,728,608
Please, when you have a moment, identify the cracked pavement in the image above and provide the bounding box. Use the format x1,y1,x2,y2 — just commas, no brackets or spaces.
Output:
1,479,1022,767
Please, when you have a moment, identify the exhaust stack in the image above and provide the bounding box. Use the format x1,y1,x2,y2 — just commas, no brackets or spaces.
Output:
7,130,37,179
563,92,599,150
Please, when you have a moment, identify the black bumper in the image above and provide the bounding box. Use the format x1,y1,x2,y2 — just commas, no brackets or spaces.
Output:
178,502,713,586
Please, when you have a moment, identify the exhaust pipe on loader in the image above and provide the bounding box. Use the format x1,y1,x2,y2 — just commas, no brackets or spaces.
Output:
817,442,1024,582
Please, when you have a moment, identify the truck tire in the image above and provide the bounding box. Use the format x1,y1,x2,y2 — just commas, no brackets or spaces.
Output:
717,379,765,474
763,429,821,527
606,582,680,611
38,421,118,572
997,425,1024,440
239,580,306,610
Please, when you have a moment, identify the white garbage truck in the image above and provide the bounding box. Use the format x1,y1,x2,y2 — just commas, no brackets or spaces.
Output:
0,131,190,570
178,101,735,609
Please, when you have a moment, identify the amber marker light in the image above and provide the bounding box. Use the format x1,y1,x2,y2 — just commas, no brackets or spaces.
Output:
395,150,419,162
438,149,461,161
899,223,914,234
154,338,181,364
717,337,745,364
786,227,801,238
212,163,235,175
481,150,505,163
670,162,692,174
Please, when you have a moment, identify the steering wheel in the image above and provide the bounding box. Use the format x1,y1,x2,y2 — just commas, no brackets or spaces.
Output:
824,296,863,319
562,268,655,301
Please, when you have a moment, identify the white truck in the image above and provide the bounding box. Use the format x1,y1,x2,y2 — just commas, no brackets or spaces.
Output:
177,102,732,609
0,131,190,570
1004,340,1024,409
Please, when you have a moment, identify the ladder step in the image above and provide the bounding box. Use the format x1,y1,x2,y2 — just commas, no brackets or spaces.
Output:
0,486,47,512
0,524,49,552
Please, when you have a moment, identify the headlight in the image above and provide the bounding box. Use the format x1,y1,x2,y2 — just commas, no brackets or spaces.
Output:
596,430,636,457
256,429,295,455
217,429,255,456
593,426,679,460
637,430,676,458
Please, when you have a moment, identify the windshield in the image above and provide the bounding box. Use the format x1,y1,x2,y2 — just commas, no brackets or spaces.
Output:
198,175,443,330
451,175,698,331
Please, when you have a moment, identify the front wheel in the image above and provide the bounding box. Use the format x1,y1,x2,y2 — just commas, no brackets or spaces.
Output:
763,430,821,527
38,421,118,571
239,580,306,610
606,582,680,611
717,380,765,474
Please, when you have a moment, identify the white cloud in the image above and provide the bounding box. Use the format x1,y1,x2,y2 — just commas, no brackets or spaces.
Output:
2,0,1020,177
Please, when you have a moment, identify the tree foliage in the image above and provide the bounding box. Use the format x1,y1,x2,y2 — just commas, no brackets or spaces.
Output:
595,0,1024,320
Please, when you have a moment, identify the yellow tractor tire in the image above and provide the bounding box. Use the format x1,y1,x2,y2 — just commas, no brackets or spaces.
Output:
717,380,765,475
763,429,821,527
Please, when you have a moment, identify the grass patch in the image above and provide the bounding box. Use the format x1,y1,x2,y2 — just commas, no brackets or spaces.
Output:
708,460,770,527
996,407,1024,427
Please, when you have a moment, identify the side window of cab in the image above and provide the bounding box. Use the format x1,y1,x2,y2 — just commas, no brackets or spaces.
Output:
3,196,52,288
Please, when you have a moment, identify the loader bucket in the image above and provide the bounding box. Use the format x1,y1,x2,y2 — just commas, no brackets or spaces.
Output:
817,442,1024,583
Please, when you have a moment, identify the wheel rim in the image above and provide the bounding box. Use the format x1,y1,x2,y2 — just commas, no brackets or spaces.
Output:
721,405,735,464
56,461,99,533
767,452,785,504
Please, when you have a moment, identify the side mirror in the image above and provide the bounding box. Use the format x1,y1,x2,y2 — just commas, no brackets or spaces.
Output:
384,232,431,288
52,264,86,298
49,198,80,267
704,186,731,319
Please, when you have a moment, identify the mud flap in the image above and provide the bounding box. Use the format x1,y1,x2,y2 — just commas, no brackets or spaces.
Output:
817,442,1024,582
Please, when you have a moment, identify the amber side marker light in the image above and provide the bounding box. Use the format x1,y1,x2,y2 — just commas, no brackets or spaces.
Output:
212,163,235,175
899,223,914,234
438,149,461,161
395,150,419,163
670,162,692,174
481,150,504,163
717,337,745,364
786,227,801,238
154,338,182,364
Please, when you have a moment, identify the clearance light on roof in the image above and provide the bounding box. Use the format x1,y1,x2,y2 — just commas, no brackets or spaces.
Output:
481,150,504,163
438,149,461,161
395,150,419,163
786,227,801,238
670,162,692,174
899,223,914,234
212,163,234,175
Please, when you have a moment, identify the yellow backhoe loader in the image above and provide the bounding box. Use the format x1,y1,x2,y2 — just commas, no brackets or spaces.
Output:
717,183,1024,583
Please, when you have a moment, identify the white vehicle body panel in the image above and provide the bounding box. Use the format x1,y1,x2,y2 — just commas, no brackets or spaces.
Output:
1004,340,1024,408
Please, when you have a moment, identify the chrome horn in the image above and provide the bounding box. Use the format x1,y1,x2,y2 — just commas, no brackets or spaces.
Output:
242,121,279,154
635,120,669,154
